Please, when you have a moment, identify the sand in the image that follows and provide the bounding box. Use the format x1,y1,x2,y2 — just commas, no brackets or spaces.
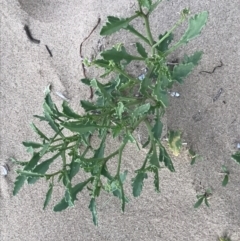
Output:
1,0,240,240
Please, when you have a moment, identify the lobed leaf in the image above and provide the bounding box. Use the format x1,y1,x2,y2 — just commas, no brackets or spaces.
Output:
172,63,195,83
148,0,163,14
179,11,208,45
101,46,141,64
62,101,81,119
159,145,175,172
100,16,138,36
136,42,148,58
13,175,26,196
138,0,152,9
69,159,81,180
132,172,148,197
132,103,150,119
156,32,174,52
183,51,203,65
54,178,93,212
28,152,61,184
150,149,160,168
80,100,99,112
24,152,41,171
43,183,53,210
153,80,169,107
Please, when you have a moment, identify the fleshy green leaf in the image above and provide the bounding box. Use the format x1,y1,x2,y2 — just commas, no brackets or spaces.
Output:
156,32,174,52
62,101,81,119
153,80,169,107
22,141,43,149
89,198,98,226
44,111,60,133
222,175,229,187
53,197,69,212
138,0,152,9
43,183,53,210
159,145,175,172
28,152,61,184
136,42,148,58
152,116,163,140
115,102,125,120
183,51,203,65
91,79,112,101
179,11,208,45
24,152,41,171
231,151,240,164
194,196,204,208
61,122,97,134
132,103,150,119
100,16,138,36
150,150,160,168
54,178,92,212
13,175,26,195
132,172,148,197
148,0,162,14
30,123,49,141
81,78,91,86
101,46,141,64
172,63,195,83
69,159,81,180
80,100,99,112
168,130,182,156
204,197,210,207
101,164,113,180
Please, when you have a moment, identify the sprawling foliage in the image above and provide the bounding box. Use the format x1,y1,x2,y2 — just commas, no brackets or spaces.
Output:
13,0,209,225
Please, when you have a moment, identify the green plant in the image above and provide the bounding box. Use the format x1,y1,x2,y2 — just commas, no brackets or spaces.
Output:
194,188,212,208
219,236,232,241
231,151,240,165
220,165,229,187
188,149,202,165
12,0,208,225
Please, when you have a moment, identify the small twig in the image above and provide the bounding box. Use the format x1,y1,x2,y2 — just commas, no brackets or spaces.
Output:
80,17,101,99
45,45,53,57
24,25,40,44
200,60,223,74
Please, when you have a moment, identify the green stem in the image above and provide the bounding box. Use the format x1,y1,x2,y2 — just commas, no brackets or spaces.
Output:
143,14,154,45
151,17,185,54
116,141,128,176
125,26,151,45
45,170,63,177
114,66,136,83
141,147,153,169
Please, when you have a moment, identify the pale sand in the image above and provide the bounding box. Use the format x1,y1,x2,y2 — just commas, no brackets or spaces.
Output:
1,0,240,240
